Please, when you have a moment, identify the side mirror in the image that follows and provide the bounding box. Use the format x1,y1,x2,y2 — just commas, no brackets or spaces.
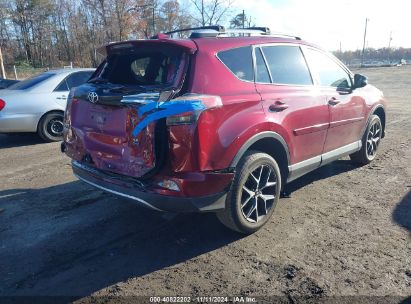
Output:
353,74,368,89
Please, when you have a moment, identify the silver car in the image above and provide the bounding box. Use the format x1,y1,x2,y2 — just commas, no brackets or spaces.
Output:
0,68,94,141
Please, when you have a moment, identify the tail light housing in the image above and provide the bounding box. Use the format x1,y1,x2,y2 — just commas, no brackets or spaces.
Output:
166,94,222,126
0,99,5,111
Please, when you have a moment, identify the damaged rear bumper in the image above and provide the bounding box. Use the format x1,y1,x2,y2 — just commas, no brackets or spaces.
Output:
72,161,229,212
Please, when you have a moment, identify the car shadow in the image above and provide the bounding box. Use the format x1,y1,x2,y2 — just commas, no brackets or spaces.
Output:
392,189,411,236
400,296,411,304
0,133,45,148
0,181,242,297
285,159,357,194
392,188,411,303
0,160,393,298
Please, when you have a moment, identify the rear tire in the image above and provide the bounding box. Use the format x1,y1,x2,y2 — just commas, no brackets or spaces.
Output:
217,151,281,234
350,115,382,165
37,112,64,142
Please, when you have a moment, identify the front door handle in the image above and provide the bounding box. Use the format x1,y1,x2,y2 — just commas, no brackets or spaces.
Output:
328,97,340,106
269,100,289,112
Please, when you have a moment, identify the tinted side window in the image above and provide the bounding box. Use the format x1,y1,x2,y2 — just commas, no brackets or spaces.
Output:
66,71,93,89
255,48,271,83
261,46,312,85
55,79,69,91
305,49,351,89
55,72,93,92
218,46,254,81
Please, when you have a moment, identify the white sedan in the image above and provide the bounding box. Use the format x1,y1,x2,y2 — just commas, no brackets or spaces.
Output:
0,68,94,141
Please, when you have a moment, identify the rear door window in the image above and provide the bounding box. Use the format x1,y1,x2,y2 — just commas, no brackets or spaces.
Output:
217,46,254,81
261,45,313,85
54,79,69,91
66,71,93,89
55,71,93,92
304,48,352,89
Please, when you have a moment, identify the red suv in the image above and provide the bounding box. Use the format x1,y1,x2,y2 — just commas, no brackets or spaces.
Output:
62,26,386,234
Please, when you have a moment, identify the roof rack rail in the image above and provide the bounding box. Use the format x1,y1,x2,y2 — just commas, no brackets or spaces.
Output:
246,27,301,40
165,25,225,36
163,25,302,40
271,33,302,40
246,27,271,34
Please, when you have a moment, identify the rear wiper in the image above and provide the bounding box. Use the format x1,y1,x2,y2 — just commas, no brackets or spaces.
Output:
88,77,110,84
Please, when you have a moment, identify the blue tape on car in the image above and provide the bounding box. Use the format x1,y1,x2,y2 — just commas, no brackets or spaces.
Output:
132,100,206,137
137,100,161,116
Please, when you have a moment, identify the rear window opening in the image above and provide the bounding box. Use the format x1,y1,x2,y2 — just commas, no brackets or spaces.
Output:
93,47,187,90
8,73,55,90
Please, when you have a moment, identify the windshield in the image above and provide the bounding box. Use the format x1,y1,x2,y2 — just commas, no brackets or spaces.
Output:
8,73,55,90
90,47,185,88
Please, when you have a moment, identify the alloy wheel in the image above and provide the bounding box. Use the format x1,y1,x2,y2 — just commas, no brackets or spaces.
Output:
366,120,382,158
240,165,278,223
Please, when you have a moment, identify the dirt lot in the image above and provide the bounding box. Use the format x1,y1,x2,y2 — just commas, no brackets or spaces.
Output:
0,66,410,303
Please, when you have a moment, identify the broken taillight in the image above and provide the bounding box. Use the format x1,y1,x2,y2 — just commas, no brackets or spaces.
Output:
165,94,222,126
0,99,5,111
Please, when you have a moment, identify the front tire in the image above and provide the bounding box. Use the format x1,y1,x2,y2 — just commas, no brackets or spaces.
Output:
350,115,382,165
38,112,64,142
217,151,281,234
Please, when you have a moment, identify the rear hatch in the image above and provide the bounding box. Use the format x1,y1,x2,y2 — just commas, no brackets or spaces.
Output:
64,40,195,178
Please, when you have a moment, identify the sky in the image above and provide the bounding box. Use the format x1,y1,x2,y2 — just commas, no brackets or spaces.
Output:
230,0,411,51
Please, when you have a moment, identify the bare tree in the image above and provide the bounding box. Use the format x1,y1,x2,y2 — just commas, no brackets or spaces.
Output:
157,0,191,33
189,0,234,26
0,0,228,70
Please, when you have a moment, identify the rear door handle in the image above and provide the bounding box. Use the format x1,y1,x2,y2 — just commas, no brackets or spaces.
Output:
328,97,340,106
269,100,289,112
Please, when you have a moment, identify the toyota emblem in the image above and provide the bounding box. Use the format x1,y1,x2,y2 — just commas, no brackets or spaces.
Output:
88,91,99,103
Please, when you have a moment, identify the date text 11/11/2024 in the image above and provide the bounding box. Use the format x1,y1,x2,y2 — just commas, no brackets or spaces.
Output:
149,296,257,303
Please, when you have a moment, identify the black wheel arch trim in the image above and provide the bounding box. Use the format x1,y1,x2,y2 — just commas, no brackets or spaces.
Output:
364,104,386,138
230,131,290,168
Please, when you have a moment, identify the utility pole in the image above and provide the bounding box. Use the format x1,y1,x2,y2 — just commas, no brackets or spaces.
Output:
361,18,369,67
242,10,245,29
388,31,393,64
152,6,155,34
0,45,6,79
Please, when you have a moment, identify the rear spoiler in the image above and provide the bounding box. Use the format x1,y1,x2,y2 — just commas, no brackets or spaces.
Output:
96,39,198,57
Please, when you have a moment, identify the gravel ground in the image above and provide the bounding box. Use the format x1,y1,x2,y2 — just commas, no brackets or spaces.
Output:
0,66,410,303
